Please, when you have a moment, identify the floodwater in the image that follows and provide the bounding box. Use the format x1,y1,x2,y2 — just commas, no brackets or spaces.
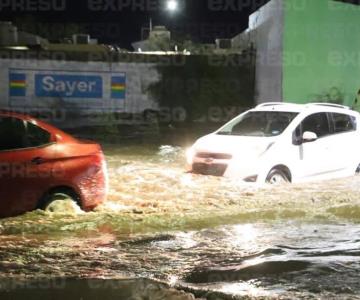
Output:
1,144,360,299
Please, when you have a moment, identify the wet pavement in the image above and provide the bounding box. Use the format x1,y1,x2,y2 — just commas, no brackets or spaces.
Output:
0,144,360,299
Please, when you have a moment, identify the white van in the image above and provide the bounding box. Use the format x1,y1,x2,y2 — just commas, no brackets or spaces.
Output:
186,103,360,183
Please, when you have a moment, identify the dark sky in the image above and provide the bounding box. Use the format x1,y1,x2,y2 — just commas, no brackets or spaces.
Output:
0,0,359,49
0,0,271,49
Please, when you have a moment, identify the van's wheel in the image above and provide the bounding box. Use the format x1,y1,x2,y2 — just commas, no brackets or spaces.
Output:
40,190,81,213
266,168,290,184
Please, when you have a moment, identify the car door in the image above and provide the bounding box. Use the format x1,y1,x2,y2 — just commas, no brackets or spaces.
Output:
327,112,358,172
0,116,57,216
291,112,334,180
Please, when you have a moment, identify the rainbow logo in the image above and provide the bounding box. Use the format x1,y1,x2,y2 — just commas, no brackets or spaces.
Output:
9,73,26,97
111,75,126,99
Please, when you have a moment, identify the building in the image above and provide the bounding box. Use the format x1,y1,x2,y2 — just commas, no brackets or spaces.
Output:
232,0,360,108
0,21,255,130
132,26,172,52
0,21,48,47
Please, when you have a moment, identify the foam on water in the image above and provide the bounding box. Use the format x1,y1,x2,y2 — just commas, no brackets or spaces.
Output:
0,145,360,235
0,145,359,298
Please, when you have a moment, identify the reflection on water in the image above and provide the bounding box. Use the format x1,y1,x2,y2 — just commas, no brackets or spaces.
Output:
122,222,360,298
0,145,360,299
0,223,360,299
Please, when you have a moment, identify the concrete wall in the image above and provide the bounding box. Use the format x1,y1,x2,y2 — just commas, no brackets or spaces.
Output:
0,57,160,127
248,0,284,103
0,51,255,128
283,0,360,109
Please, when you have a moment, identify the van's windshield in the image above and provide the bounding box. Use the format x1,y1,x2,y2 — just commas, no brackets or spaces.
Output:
217,111,298,137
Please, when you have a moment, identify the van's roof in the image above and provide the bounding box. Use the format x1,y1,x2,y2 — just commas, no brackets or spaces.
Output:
253,102,358,115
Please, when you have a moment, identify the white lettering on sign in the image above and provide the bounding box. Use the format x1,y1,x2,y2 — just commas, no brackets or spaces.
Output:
41,76,97,97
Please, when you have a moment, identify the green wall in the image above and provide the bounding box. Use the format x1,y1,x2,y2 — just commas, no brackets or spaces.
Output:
283,0,360,109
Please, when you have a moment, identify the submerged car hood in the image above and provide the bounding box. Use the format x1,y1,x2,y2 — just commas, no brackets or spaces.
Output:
193,133,277,157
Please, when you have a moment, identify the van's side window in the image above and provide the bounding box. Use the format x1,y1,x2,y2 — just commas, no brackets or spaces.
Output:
332,113,356,133
301,113,330,138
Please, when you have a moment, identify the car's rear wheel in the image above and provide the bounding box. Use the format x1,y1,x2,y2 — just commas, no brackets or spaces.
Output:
266,168,290,184
40,190,81,213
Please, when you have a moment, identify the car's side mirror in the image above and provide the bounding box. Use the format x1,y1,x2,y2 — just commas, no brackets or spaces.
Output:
302,131,318,143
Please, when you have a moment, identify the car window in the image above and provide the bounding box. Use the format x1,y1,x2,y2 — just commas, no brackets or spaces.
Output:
25,122,51,147
0,117,27,151
332,113,356,133
0,117,51,151
217,111,298,137
301,113,330,138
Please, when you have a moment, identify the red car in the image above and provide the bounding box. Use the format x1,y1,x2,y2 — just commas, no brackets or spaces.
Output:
0,111,108,217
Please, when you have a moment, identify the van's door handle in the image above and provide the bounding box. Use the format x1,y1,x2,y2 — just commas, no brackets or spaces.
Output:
31,157,45,165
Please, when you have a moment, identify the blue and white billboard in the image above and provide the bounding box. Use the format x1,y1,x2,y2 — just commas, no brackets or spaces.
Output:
4,64,160,122
35,74,103,98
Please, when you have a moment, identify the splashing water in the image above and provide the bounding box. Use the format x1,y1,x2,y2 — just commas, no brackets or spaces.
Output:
0,144,359,299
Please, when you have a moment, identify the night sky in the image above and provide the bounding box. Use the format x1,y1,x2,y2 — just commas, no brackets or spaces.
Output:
0,0,359,49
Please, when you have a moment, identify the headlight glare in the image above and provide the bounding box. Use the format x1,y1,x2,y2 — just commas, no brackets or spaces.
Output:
185,147,195,165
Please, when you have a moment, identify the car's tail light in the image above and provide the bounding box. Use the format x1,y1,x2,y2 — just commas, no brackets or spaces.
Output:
88,151,108,194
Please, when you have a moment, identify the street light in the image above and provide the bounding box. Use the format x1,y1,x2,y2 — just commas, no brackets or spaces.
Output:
145,0,178,38
166,0,178,12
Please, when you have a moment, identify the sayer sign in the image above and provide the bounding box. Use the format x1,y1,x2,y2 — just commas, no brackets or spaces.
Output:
35,74,103,98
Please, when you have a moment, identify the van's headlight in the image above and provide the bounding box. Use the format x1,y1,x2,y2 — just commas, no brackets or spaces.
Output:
185,147,195,165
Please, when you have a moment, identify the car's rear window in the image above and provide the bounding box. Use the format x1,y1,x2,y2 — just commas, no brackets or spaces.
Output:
26,122,51,148
0,117,27,151
0,117,51,151
332,113,357,133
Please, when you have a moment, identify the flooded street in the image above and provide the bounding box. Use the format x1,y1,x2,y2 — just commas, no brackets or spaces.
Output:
0,144,360,299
